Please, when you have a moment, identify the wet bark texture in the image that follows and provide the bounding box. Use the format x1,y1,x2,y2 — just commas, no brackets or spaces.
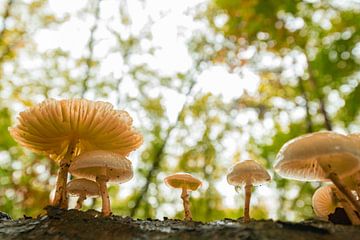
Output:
0,207,359,240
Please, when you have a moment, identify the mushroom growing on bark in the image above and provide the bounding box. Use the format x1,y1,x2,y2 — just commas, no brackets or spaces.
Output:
346,133,360,198
69,150,133,216
67,178,100,209
274,131,360,214
9,99,143,208
312,185,339,219
312,185,360,225
227,160,271,223
164,173,202,221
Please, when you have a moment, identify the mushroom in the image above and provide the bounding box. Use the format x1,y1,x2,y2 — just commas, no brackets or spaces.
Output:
69,150,133,216
312,185,360,224
164,173,202,221
346,133,360,198
273,131,360,214
66,178,100,209
9,99,143,208
312,185,339,219
342,172,360,201
227,160,271,223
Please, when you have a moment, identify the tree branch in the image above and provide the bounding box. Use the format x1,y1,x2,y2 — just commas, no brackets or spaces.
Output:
130,81,196,217
298,77,313,133
80,0,101,98
306,57,332,131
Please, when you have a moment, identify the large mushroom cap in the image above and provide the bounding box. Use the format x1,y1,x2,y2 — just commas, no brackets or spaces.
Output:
227,160,271,186
349,133,360,148
9,99,143,161
312,185,338,218
69,150,133,183
274,131,360,181
164,173,202,191
67,178,100,197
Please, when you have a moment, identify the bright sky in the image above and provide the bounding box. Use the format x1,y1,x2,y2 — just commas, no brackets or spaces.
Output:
32,0,278,219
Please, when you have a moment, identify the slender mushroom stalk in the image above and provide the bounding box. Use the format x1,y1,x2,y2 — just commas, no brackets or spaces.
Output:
343,171,360,201
332,188,360,225
327,172,360,214
97,175,111,216
181,188,192,221
76,194,86,209
354,172,360,200
244,184,252,223
164,173,202,221
53,141,77,208
9,99,143,210
227,160,271,223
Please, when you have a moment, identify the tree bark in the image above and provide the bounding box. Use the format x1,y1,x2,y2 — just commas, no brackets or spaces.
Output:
1,207,359,240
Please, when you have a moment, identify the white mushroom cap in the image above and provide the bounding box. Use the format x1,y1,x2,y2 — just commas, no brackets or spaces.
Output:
227,160,271,186
274,131,360,181
69,150,133,183
312,185,339,217
67,178,100,197
164,173,202,191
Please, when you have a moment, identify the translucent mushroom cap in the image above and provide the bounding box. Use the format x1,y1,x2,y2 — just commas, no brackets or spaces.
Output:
69,150,133,183
227,160,271,186
9,99,143,161
66,178,100,197
349,133,360,148
312,185,339,218
274,131,360,181
164,173,202,191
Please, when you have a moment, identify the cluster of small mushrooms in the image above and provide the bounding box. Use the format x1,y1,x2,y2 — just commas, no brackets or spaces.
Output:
274,131,360,225
8,98,360,224
10,99,143,216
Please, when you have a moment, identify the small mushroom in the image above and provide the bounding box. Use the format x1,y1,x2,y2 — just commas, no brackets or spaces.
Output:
66,178,100,209
312,185,360,225
274,131,360,214
9,99,143,208
164,173,202,221
312,185,340,218
69,150,133,216
227,160,271,223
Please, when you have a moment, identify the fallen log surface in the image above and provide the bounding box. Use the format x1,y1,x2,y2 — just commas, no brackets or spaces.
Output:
0,207,359,240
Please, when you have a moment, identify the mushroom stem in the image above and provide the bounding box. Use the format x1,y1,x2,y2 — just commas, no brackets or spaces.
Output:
328,172,360,214
76,195,86,210
354,172,360,201
181,188,192,221
244,184,252,223
53,142,76,208
97,175,111,216
333,188,360,225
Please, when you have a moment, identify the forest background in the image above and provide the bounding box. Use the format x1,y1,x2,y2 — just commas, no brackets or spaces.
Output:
1,0,360,222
